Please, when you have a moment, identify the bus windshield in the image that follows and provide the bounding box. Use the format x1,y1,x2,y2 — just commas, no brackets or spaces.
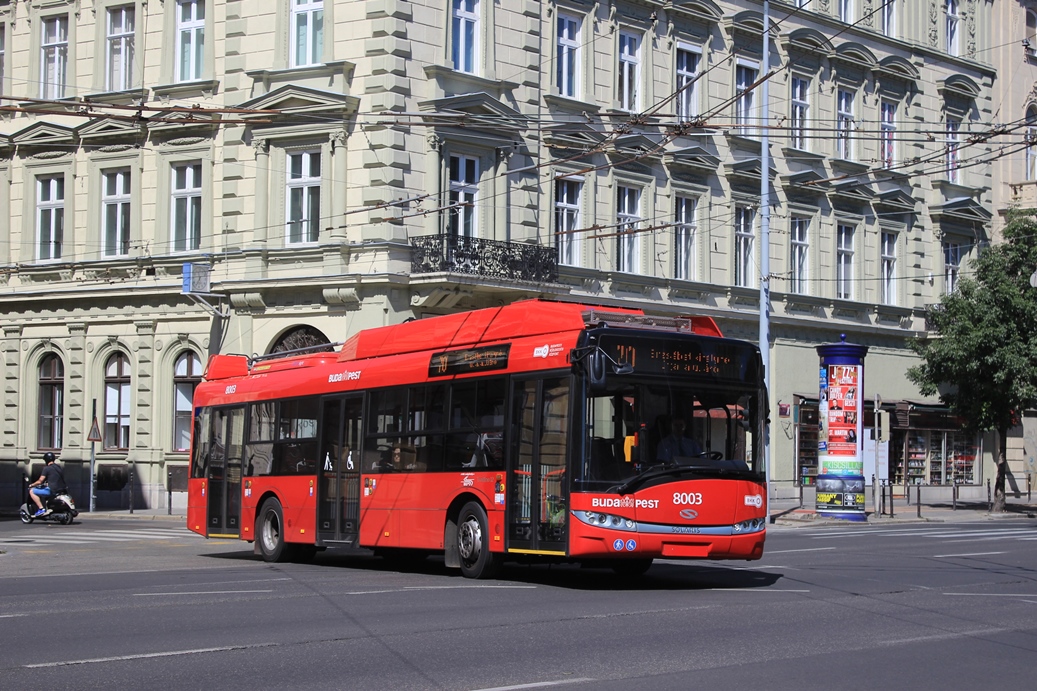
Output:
575,380,763,491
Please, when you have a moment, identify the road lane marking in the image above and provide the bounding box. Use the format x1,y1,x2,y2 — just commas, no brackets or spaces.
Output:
880,628,1007,645
134,590,274,596
471,679,596,691
0,613,29,618
941,589,1037,593
344,585,537,595
764,547,836,554
933,551,1005,558
24,643,277,668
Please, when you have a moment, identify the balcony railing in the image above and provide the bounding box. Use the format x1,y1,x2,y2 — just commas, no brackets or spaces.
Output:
411,234,558,283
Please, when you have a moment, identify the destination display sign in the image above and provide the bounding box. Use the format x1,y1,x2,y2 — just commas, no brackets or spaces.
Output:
428,344,511,377
598,335,757,384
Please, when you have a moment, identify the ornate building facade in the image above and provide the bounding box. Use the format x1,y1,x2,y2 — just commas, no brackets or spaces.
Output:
0,1,1001,509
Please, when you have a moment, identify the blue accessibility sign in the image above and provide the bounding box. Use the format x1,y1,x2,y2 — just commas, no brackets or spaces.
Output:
613,539,625,551
625,539,637,551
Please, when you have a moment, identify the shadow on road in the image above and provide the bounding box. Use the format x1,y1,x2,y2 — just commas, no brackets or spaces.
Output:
198,547,784,590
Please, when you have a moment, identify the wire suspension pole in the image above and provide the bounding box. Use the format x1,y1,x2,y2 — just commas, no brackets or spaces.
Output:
760,1,773,507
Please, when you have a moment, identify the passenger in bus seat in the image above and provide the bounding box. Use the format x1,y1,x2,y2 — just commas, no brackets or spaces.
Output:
656,418,702,462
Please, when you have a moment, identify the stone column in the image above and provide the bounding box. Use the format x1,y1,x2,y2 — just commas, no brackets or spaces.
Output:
331,130,348,241
252,138,270,244
426,134,443,237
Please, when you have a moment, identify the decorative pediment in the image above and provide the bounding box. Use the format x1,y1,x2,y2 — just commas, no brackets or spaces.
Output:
782,169,830,193
937,74,981,102
75,117,146,142
145,108,222,136
829,178,875,203
238,84,359,118
931,197,992,224
831,42,878,75
874,188,918,212
724,156,777,184
782,28,834,58
418,92,524,133
543,122,607,150
612,133,664,157
874,56,921,93
664,145,721,173
11,121,75,147
667,0,723,25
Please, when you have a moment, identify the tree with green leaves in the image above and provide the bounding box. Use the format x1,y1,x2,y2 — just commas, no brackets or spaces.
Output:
907,211,1037,512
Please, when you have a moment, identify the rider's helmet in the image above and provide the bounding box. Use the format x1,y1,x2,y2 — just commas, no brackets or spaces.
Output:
42,452,56,463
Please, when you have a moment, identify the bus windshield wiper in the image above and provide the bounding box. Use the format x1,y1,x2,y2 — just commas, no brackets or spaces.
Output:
612,463,759,495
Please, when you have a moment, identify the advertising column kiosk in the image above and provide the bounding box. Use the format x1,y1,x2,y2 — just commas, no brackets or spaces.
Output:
816,337,868,520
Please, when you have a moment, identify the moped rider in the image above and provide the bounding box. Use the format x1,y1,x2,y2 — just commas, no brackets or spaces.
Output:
29,452,67,517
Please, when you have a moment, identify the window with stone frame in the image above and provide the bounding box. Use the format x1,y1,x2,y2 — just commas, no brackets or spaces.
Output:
102,168,132,257
946,0,962,57
943,240,963,293
674,195,697,281
880,99,897,168
735,61,759,137
452,0,479,74
881,230,897,305
556,13,581,99
285,150,321,244
554,177,581,266
836,88,856,160
734,205,755,288
171,162,203,252
37,175,65,261
176,0,205,82
106,5,136,91
616,185,641,273
945,116,961,184
836,224,855,300
291,0,324,68
789,216,810,295
41,15,69,99
173,351,202,452
448,154,479,238
618,31,641,112
104,352,131,451
38,354,64,451
790,75,810,151
675,43,701,123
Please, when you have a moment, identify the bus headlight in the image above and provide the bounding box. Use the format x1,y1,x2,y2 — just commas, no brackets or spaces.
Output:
574,511,637,531
732,518,766,534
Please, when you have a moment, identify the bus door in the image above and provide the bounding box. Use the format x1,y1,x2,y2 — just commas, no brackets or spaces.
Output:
207,406,245,537
507,376,570,555
317,394,363,544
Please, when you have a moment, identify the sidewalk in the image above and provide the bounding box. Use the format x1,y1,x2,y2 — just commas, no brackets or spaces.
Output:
769,495,1037,527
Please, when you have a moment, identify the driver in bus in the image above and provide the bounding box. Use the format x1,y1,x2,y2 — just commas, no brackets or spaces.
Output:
656,418,702,463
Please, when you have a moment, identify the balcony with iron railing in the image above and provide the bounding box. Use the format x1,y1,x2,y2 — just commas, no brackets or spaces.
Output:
411,234,558,283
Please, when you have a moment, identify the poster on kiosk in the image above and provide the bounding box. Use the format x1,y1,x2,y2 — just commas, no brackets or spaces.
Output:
816,336,868,520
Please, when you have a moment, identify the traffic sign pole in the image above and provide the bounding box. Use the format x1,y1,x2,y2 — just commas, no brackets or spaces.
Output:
87,399,101,512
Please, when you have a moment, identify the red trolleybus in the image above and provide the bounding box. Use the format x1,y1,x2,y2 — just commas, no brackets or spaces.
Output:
188,300,767,578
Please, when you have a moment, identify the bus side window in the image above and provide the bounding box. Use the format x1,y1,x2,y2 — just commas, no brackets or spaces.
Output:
246,442,274,476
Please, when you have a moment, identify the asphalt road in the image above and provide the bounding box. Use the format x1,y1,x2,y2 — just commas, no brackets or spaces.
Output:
1,516,1036,690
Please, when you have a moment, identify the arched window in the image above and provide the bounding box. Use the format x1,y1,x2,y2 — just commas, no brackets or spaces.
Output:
38,354,64,450
104,352,131,451
173,351,202,452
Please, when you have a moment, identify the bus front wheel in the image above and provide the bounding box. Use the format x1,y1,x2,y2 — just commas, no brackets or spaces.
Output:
456,501,500,579
257,499,289,563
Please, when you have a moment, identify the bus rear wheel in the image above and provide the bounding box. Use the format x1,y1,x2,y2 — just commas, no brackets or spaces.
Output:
257,499,289,563
456,501,500,579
